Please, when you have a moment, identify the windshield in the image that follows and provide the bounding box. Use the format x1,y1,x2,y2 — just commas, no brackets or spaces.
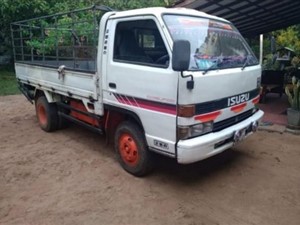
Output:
163,15,258,71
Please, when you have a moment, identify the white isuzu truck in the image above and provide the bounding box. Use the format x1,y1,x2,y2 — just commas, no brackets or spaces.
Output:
11,5,263,176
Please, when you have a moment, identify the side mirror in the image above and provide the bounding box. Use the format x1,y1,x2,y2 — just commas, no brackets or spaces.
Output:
172,40,190,71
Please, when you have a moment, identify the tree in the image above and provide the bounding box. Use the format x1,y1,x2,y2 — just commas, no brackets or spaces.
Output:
1,0,174,58
275,26,300,55
0,0,52,55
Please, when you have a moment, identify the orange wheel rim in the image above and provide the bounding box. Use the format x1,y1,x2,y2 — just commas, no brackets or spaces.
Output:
37,104,47,126
119,133,139,166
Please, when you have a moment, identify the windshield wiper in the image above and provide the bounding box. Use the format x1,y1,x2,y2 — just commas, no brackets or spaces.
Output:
202,57,223,75
241,55,251,70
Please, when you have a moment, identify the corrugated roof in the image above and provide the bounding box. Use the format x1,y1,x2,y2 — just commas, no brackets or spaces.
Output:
174,0,300,37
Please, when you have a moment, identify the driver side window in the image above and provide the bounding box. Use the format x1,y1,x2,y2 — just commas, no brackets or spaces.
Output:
113,19,169,67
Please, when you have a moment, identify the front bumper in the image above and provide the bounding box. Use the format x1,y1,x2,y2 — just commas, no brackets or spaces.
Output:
177,110,264,164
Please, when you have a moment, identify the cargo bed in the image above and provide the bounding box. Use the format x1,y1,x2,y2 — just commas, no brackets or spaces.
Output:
15,62,97,101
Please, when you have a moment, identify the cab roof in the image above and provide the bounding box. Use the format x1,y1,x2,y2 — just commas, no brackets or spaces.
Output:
110,7,229,23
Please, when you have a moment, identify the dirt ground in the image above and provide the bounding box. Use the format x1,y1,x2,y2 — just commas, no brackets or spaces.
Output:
0,95,300,225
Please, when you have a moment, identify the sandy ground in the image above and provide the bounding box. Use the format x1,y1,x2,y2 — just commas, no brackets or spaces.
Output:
0,95,300,225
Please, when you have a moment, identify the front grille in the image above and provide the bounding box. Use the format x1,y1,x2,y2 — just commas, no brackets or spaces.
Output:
195,88,260,114
213,110,253,132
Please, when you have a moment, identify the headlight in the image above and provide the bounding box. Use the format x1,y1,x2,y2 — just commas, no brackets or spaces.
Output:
177,121,213,140
190,123,204,136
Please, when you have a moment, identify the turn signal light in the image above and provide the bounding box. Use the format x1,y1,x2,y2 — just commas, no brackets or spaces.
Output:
252,96,260,105
178,105,195,117
177,126,190,140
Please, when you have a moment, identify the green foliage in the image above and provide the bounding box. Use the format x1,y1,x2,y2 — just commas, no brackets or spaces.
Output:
245,25,300,61
97,0,173,10
23,6,106,57
245,35,273,60
285,57,300,110
0,68,19,95
262,54,280,71
285,76,300,110
8,0,173,56
1,0,172,56
1,0,50,55
276,26,300,55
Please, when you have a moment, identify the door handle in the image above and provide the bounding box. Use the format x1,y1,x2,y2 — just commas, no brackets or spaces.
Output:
109,82,117,89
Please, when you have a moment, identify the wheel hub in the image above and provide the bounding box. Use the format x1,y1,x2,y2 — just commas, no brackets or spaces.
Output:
37,104,47,126
119,134,139,166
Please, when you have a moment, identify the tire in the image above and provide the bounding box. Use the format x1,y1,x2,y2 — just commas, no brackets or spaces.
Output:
58,116,69,129
114,121,152,177
35,96,59,132
57,107,69,129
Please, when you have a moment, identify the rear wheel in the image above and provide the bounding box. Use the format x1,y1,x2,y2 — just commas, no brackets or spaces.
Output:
115,121,152,176
35,96,59,132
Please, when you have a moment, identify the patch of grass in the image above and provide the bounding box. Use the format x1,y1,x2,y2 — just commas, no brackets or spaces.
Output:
0,67,20,96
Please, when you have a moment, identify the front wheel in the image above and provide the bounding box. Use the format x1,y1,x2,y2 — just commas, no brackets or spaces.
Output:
114,121,152,177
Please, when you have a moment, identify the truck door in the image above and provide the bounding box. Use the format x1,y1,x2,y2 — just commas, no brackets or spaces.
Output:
103,16,178,156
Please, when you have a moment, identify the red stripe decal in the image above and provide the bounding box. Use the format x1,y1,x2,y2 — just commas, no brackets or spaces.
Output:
195,111,221,122
231,102,247,113
136,99,176,115
114,94,176,115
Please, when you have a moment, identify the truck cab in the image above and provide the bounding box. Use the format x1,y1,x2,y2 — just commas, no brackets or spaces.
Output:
101,8,263,164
